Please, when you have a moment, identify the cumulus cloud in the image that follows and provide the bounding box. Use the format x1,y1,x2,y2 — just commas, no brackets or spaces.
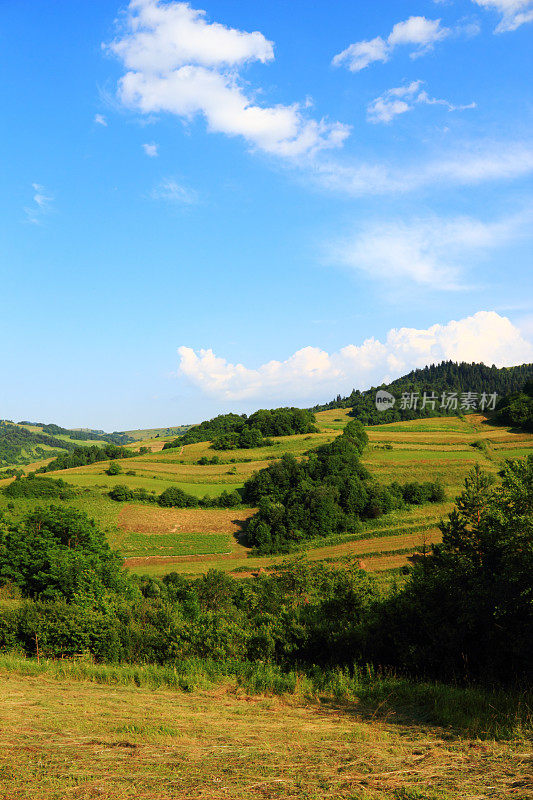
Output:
312,142,533,195
473,0,533,32
329,212,529,290
142,141,159,156
367,80,476,123
105,0,349,158
150,177,198,203
332,16,449,72
24,183,53,225
177,312,533,401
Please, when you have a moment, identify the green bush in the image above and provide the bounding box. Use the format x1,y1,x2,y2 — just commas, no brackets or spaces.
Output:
3,475,75,500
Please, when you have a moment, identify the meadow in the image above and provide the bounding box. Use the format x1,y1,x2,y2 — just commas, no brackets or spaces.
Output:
1,411,532,800
1,410,531,578
0,654,531,800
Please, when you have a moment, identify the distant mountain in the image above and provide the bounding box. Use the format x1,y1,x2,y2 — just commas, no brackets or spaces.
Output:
311,361,533,425
0,421,135,469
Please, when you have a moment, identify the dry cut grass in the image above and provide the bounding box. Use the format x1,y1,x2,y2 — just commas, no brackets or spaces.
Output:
118,505,256,535
0,667,531,800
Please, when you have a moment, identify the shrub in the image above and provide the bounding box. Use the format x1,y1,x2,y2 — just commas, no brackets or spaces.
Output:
157,487,198,508
105,461,122,476
108,485,134,502
3,476,75,500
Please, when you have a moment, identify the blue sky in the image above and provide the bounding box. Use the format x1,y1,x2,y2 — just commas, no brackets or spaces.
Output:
0,0,532,430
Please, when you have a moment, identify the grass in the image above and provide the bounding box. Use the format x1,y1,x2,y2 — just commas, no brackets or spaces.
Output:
0,653,531,799
121,531,231,558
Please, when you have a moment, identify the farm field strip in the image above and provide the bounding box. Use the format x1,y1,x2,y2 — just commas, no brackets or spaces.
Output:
121,532,231,558
50,472,244,497
124,527,442,574
117,505,256,535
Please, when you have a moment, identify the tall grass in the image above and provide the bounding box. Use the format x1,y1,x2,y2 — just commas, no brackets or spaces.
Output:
0,652,529,740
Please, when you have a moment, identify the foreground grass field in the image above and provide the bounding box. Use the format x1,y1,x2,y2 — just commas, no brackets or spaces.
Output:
1,411,532,578
0,655,531,800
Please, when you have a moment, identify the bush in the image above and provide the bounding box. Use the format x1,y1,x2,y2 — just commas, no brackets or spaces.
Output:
108,485,134,502
3,476,75,500
105,461,122,476
157,487,198,508
0,506,129,601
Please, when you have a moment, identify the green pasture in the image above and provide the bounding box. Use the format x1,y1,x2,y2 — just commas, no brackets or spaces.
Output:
121,532,231,558
57,471,244,497
153,432,336,464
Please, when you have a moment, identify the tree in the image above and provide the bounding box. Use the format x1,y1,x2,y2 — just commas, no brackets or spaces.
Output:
0,506,129,601
371,457,533,683
106,460,122,476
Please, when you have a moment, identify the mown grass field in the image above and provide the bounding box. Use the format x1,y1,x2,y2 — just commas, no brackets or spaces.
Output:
0,655,531,800
1,411,532,577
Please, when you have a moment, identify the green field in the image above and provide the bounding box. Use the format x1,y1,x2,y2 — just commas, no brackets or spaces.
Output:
1,411,531,578
122,531,231,558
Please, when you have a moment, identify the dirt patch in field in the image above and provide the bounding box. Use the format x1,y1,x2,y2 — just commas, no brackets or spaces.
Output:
118,505,257,535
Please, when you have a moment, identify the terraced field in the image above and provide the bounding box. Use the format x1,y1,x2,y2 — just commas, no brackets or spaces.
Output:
1,411,531,579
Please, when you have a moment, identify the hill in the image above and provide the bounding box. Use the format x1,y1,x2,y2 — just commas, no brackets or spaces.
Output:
3,408,531,579
0,404,532,800
0,420,138,470
312,360,533,424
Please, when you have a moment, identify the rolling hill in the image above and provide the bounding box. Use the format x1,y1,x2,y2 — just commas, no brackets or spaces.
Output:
2,407,531,580
313,360,533,424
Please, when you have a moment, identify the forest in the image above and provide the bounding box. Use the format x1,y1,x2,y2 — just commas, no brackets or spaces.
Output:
312,360,533,423
242,420,444,553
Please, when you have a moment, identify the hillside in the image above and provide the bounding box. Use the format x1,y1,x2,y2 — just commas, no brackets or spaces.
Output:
313,360,533,424
3,408,531,579
1,406,532,800
0,420,137,470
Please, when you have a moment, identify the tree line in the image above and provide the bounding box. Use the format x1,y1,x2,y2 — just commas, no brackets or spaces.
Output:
35,443,143,473
494,379,533,432
312,361,533,424
164,407,318,451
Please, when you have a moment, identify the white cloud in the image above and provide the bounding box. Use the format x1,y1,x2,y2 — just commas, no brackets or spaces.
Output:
177,312,533,400
329,212,528,290
332,16,449,72
473,0,533,32
150,177,198,204
94,113,108,126
367,80,476,123
108,0,274,70
313,142,533,195
143,141,159,156
106,0,349,158
388,16,449,51
332,37,389,72
24,183,53,225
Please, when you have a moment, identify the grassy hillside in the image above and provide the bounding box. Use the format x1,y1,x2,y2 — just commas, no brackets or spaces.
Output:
2,409,531,579
0,421,137,469
121,424,191,442
0,654,530,800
